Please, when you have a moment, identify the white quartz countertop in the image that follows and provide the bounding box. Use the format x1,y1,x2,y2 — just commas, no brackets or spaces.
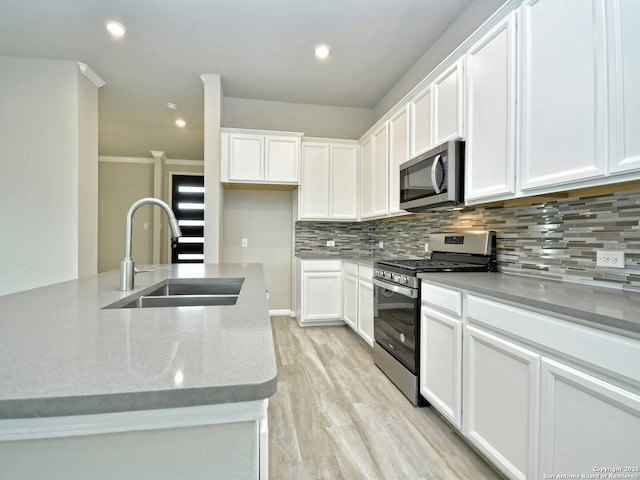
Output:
0,263,277,419
418,271,640,338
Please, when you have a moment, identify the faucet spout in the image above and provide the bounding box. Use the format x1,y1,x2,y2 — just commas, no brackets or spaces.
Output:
120,197,182,291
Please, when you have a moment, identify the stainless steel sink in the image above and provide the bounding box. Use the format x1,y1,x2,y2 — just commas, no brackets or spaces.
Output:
104,278,244,309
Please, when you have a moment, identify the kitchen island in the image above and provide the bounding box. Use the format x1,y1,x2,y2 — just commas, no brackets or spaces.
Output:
0,263,276,479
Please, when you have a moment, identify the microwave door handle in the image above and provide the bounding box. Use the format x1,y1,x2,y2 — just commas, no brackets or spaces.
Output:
431,154,442,194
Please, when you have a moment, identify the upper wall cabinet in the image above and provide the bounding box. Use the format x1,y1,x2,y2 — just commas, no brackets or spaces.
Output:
388,107,409,215
298,139,359,221
433,59,465,146
608,0,640,175
409,85,433,158
359,137,373,219
409,59,464,160
465,13,518,204
519,0,608,193
372,123,390,218
360,124,390,220
221,128,303,186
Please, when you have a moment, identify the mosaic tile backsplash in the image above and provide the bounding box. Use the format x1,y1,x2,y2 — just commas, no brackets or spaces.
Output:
296,188,640,290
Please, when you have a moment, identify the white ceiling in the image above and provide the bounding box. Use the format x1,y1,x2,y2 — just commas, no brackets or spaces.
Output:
0,0,477,159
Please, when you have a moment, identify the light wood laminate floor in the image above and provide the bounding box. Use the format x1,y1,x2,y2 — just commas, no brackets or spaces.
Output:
268,316,501,480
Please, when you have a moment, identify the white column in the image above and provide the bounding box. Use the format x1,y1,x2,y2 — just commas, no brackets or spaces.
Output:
149,150,167,264
200,74,223,263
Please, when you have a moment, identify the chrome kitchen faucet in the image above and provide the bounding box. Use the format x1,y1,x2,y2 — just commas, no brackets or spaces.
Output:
120,197,182,291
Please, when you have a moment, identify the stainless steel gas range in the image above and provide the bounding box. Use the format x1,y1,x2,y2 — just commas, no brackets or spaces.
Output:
372,231,496,405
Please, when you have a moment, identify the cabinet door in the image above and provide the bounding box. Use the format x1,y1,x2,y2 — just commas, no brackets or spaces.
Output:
265,137,299,183
357,280,374,347
520,0,607,192
372,124,389,217
433,59,464,145
299,143,330,219
389,108,409,215
343,274,358,330
229,134,264,181
464,325,540,480
410,86,433,158
608,0,640,174
420,306,462,428
539,358,640,476
465,13,518,203
360,137,373,219
330,144,358,220
302,271,342,321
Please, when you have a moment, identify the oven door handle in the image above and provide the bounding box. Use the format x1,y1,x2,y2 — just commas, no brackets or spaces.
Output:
372,278,418,299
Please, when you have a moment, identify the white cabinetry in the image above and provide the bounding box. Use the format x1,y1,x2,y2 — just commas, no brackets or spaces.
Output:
464,325,540,480
356,269,374,346
388,107,409,215
539,358,640,476
608,0,640,174
420,282,463,429
359,137,373,219
433,59,464,146
221,129,302,185
298,140,358,221
342,262,374,346
465,13,518,204
409,59,464,160
295,259,343,327
409,85,433,158
343,263,358,330
520,0,607,192
372,124,389,217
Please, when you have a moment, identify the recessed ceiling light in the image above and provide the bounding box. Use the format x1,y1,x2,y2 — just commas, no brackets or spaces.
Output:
314,44,331,59
175,119,186,128
105,21,126,37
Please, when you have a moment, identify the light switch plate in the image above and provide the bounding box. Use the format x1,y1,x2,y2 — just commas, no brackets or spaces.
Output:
379,241,384,249
326,240,335,247
241,238,248,248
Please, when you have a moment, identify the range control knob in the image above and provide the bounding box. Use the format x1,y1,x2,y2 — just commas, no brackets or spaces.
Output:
392,274,401,283
383,272,392,280
398,276,408,285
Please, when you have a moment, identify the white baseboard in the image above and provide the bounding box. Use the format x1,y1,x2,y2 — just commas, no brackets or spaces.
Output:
269,309,292,317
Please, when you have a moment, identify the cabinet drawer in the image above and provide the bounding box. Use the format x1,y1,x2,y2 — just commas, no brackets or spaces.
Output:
301,260,342,272
421,281,462,317
467,295,640,384
359,265,373,280
343,261,358,276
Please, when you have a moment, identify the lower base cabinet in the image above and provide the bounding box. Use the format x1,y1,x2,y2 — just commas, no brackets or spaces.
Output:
295,259,343,326
420,305,462,429
463,325,540,480
357,278,374,346
342,262,374,346
539,358,640,476
419,280,640,480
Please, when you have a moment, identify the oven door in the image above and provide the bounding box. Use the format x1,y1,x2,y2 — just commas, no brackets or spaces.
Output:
372,277,419,374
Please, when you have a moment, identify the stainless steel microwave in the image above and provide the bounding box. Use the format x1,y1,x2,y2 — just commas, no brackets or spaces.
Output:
399,140,464,211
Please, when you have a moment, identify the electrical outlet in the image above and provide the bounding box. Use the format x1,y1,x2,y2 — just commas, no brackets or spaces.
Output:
596,250,624,268
424,243,430,252
241,238,248,248
379,241,384,249
326,240,335,247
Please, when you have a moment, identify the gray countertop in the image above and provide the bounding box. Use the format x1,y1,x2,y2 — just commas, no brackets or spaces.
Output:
0,263,277,419
418,272,640,338
295,254,421,267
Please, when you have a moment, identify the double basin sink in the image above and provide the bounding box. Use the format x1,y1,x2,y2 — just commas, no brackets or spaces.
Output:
104,278,244,309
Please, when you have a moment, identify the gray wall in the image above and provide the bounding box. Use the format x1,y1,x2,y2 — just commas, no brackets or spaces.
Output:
222,190,293,310
0,57,98,296
223,97,374,140
374,0,506,120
